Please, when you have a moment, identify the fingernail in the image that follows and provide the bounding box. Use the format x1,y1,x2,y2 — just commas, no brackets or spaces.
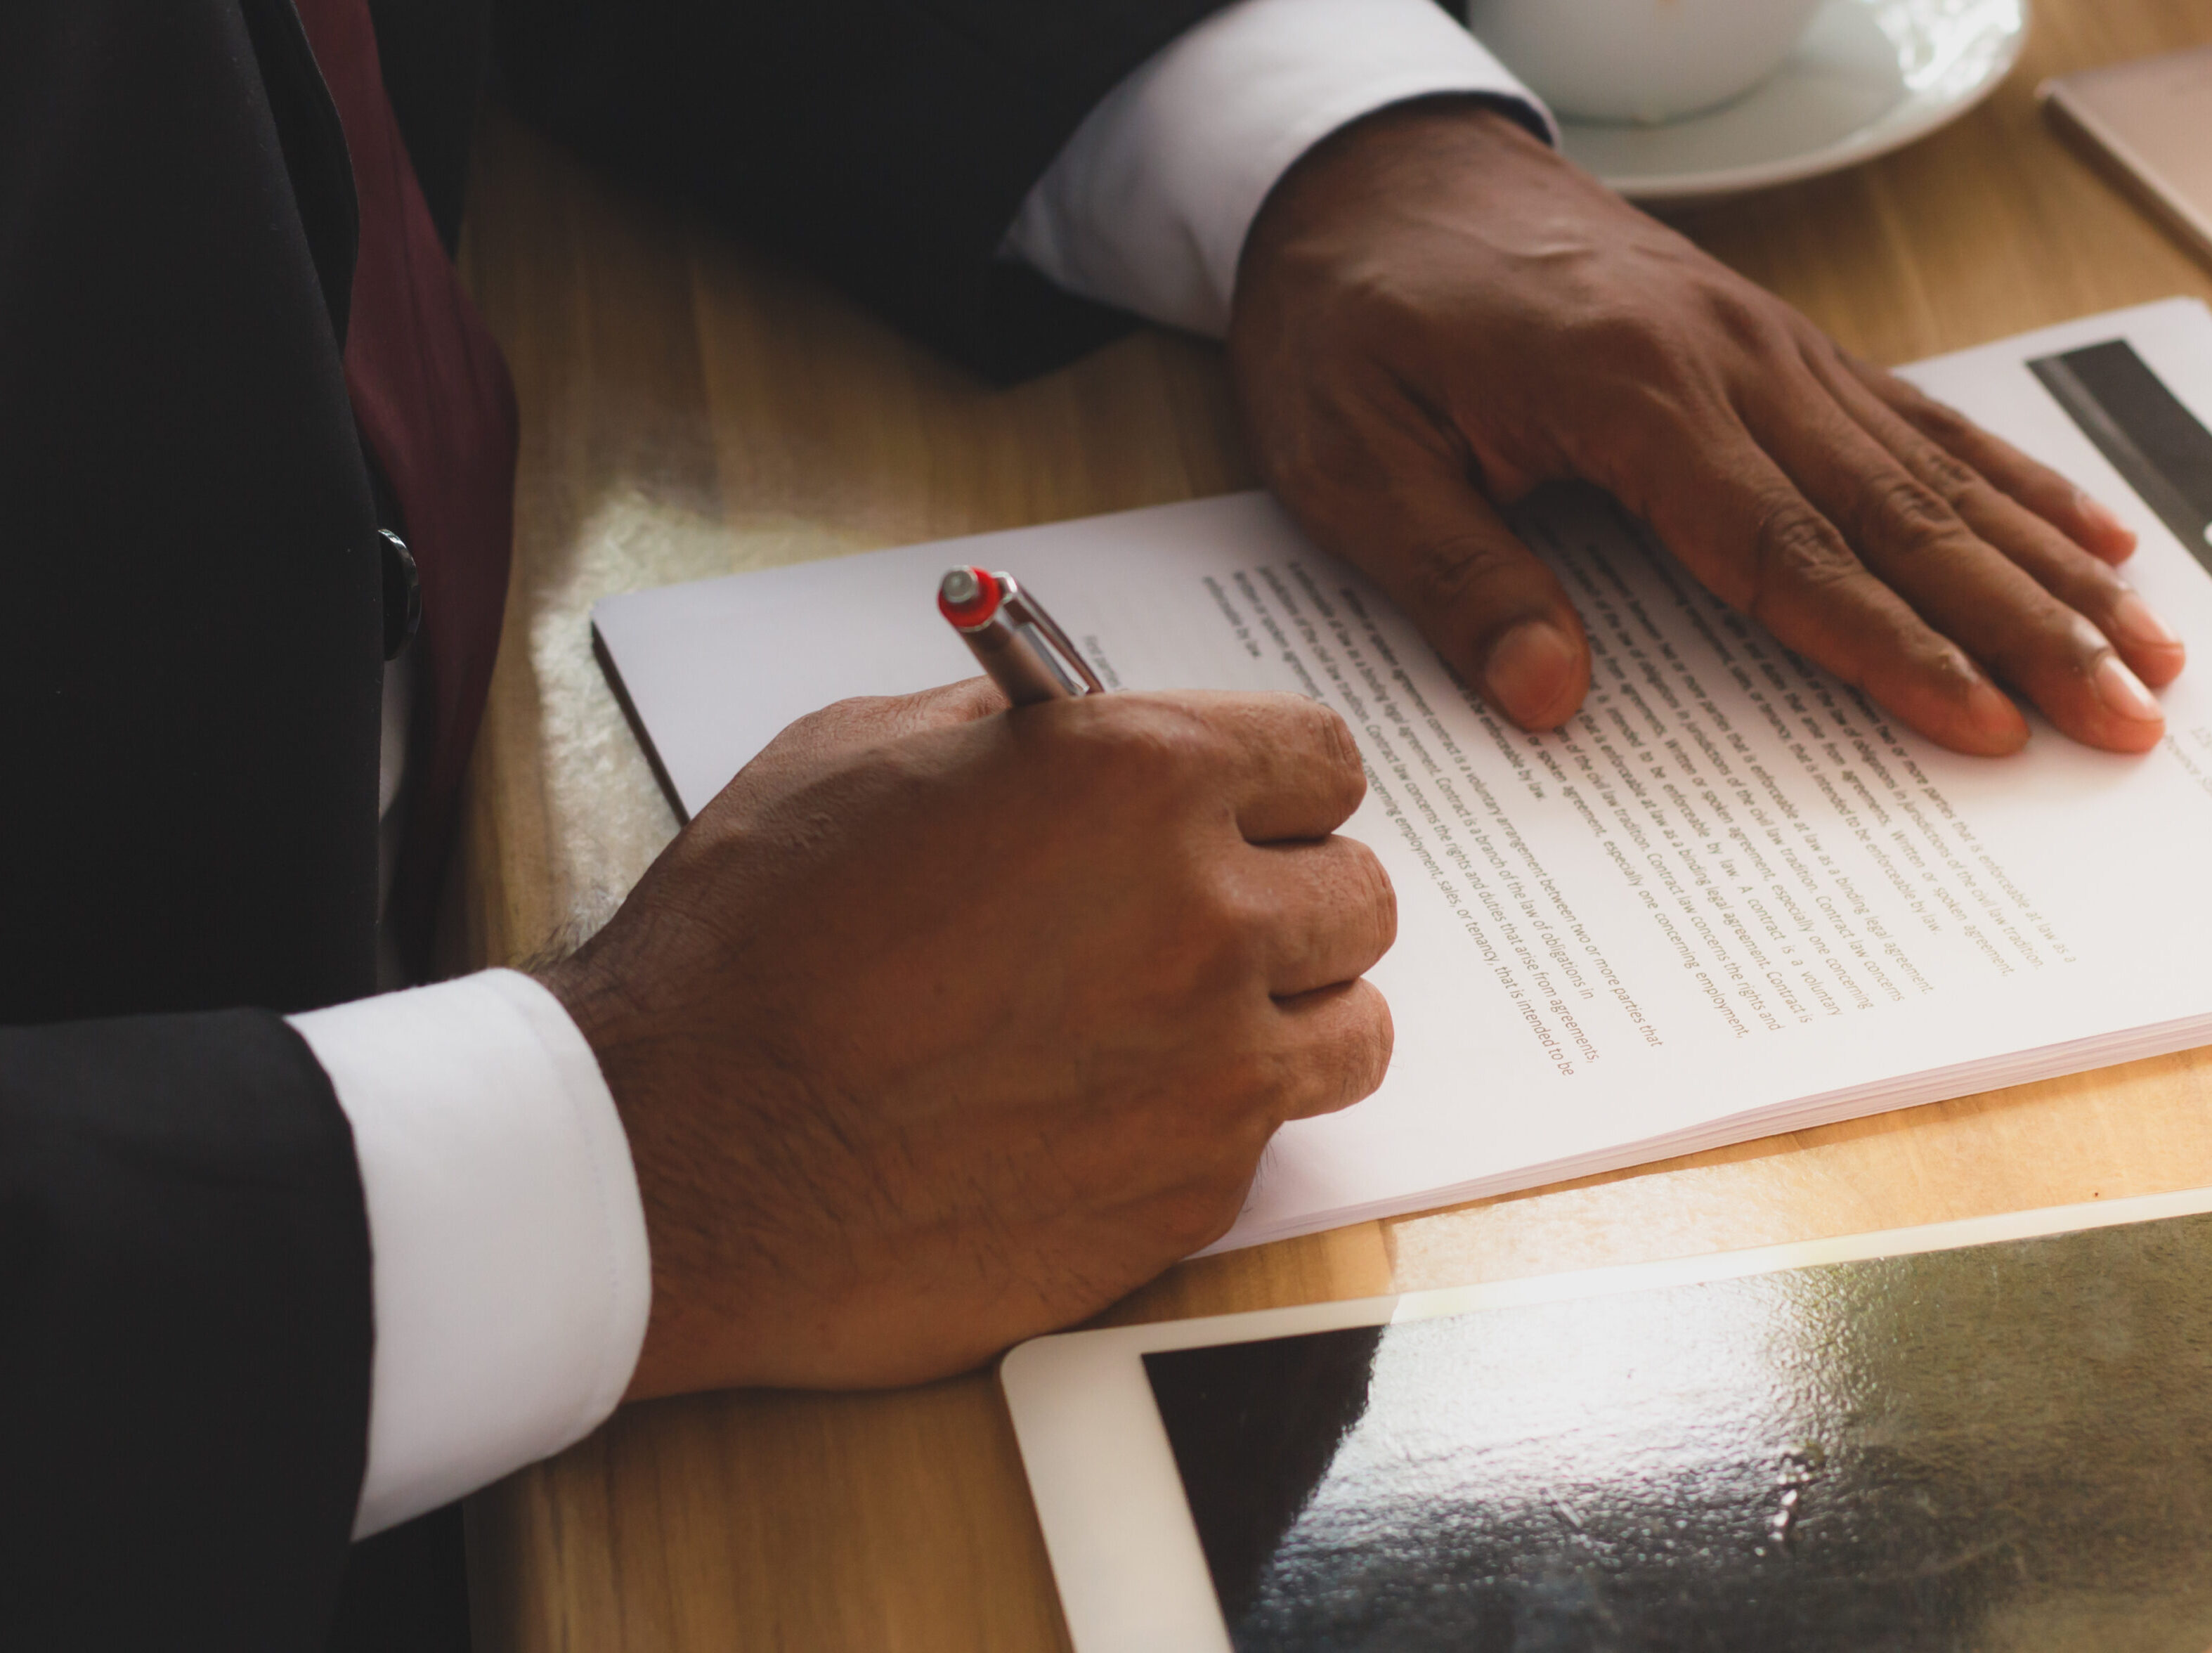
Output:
2075,488,2137,550
1483,620,1577,726
2112,589,2184,653
1965,677,2024,742
2094,653,2164,723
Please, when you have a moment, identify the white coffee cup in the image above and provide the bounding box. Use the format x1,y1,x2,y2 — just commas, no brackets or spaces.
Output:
1466,0,1828,125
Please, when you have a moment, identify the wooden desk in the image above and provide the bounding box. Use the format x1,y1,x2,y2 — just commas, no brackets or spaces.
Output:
455,4,2212,1646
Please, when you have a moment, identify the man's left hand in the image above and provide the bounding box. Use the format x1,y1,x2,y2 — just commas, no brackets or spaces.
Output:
1229,100,2184,756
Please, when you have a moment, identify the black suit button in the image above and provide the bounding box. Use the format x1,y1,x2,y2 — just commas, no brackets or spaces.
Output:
379,528,421,661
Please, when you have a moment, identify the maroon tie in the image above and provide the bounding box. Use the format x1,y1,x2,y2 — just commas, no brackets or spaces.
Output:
293,0,519,969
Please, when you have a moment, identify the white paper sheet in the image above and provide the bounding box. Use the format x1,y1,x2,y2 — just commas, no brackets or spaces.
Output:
594,299,2212,1250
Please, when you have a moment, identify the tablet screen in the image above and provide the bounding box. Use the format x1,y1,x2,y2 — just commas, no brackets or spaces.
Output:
1143,1213,2212,1651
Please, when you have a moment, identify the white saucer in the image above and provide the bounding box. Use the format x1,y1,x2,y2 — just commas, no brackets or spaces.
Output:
1558,0,2030,206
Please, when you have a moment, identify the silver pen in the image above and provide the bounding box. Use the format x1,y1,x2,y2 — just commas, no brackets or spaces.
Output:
937,566,1105,705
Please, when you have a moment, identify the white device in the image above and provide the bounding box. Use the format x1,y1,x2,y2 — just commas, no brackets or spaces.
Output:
2043,45,2212,272
1001,1184,2212,1651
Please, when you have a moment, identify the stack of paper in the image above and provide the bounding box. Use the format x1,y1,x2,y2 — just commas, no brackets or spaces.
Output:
594,300,2212,1252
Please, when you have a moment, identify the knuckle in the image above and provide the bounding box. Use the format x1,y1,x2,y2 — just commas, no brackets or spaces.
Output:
788,694,887,742
1264,695,1366,818
2070,564,2131,614
1203,1040,1286,1116
1316,990,1395,1110
1874,474,1951,532
1157,1178,1247,1255
1181,870,1271,978
1858,471,1999,575
1353,844,1400,955
1402,530,1525,608
1749,498,1858,602
1308,704,1367,803
1987,611,2090,685
1915,446,1982,506
1859,475,1965,559
1351,997,1395,1096
1322,840,1397,965
1699,283,1789,356
1069,698,1222,790
1202,867,1264,932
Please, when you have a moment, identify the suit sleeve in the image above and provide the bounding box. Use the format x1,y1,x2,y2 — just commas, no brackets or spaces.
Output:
0,1013,374,1650
1,1,394,1645
492,0,1244,380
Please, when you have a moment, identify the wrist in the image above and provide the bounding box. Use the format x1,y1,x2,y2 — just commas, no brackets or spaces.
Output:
534,951,625,1077
532,952,688,1398
1235,97,1553,304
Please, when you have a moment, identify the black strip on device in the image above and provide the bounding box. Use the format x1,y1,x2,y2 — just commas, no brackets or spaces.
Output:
2029,337,2212,576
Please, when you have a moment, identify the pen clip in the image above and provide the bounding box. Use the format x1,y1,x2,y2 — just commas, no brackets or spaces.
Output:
996,573,1106,696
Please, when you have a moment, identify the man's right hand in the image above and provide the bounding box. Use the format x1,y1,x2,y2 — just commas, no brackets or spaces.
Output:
541,680,1395,1399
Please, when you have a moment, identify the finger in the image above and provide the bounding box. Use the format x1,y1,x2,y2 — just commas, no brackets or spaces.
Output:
750,677,1009,781
1281,417,1590,730
1752,365,2166,753
1100,978,1393,1255
1256,982,1388,1124
1270,978,1394,1121
1641,429,2031,756
1244,834,1397,998
1130,690,1370,843
836,676,1010,740
1810,349,2184,690
1844,353,2140,564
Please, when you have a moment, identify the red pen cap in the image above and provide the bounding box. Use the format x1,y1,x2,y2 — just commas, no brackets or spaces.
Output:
938,565,1001,629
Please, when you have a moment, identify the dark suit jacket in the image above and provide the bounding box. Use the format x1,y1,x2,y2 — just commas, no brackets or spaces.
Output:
0,0,1230,1645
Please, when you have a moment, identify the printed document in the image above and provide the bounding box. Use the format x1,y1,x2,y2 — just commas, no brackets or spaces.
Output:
595,300,2212,1250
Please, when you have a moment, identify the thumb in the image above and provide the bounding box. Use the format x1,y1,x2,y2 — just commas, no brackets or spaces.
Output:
819,675,1010,744
1302,450,1589,730
745,676,1008,786
874,674,1010,734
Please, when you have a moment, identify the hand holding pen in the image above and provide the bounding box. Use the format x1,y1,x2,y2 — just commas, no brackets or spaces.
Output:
549,576,1392,1394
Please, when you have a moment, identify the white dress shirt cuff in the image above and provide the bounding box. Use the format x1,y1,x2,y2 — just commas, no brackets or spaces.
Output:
290,969,650,1537
1005,0,1555,340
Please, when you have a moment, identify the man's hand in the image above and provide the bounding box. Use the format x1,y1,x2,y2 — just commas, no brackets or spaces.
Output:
542,682,1395,1397
1230,101,2184,756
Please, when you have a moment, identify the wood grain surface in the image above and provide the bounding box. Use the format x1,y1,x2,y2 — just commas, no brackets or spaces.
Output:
455,4,2212,1646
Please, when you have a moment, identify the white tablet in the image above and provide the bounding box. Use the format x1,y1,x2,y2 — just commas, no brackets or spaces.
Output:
1001,1184,2212,1652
